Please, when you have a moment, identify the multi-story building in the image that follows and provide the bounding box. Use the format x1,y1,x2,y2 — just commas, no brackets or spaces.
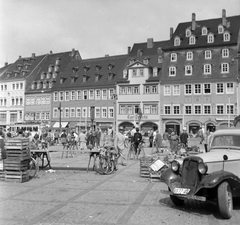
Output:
24,49,81,131
51,53,128,133
0,53,49,130
116,38,169,134
160,9,240,135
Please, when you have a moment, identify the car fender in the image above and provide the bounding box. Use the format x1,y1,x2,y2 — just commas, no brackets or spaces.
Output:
198,170,240,190
160,168,181,187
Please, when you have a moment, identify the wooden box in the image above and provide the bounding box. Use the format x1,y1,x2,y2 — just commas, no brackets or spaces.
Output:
3,158,30,171
5,148,30,160
5,170,29,183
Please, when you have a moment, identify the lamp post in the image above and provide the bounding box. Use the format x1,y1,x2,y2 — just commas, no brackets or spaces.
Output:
232,55,240,116
228,95,231,127
58,103,62,131
112,94,118,134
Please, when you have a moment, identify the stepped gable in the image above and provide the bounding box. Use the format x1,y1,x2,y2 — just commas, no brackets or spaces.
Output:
52,54,128,90
164,15,240,51
0,54,46,82
120,39,169,83
26,49,81,93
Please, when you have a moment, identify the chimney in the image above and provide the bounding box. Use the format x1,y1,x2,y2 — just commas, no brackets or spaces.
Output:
147,38,154,48
19,56,21,59
50,50,53,54
170,27,174,39
191,13,196,30
72,48,75,54
32,53,35,58
4,62,8,66
128,46,131,54
105,54,109,57
222,9,227,26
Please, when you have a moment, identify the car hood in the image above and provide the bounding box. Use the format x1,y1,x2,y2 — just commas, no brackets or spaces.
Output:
199,149,240,163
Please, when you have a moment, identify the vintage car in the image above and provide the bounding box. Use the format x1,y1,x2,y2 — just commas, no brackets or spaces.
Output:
160,128,240,219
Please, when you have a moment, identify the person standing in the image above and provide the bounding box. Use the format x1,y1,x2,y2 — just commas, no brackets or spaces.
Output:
154,130,162,153
162,129,170,149
170,131,179,154
180,127,188,147
96,127,101,147
114,126,127,166
79,130,87,151
133,127,142,158
148,128,154,147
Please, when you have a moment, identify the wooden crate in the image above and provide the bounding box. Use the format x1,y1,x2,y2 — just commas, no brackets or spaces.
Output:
140,156,154,178
5,148,30,160
5,170,29,183
4,138,29,149
3,158,29,171
0,169,4,181
149,172,160,182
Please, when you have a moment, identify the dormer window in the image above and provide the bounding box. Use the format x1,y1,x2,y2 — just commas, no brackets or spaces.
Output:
129,59,135,65
202,27,208,35
223,31,230,42
189,35,196,45
83,75,87,83
170,53,177,62
158,56,163,63
6,72,11,78
108,73,113,80
186,28,191,37
52,72,58,79
31,82,36,90
153,67,158,77
46,72,52,79
22,71,27,76
207,33,214,43
49,82,53,88
37,81,42,89
54,65,60,72
60,76,65,84
137,49,143,57
41,72,46,80
218,25,224,34
157,47,163,55
143,58,149,64
95,73,101,82
123,69,128,78
83,66,90,72
14,71,19,77
43,81,48,89
174,37,181,46
48,65,54,72
72,66,79,73
95,65,101,71
71,76,77,83
108,64,114,70
24,63,30,69
55,58,61,65
17,64,23,70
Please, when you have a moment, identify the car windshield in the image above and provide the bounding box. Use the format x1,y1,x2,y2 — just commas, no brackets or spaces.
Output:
211,134,240,149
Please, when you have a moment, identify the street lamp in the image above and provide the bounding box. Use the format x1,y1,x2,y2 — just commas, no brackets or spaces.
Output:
58,103,62,131
112,94,118,134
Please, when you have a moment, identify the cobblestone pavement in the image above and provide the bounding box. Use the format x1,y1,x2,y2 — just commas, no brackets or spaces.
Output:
0,146,240,225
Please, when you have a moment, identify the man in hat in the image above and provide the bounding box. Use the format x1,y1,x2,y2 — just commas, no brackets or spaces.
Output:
114,126,127,166
180,127,188,147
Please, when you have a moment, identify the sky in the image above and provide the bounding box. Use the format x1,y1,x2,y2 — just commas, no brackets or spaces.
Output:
0,0,240,67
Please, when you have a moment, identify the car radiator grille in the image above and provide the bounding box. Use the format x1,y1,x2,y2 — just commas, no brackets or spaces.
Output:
181,159,200,187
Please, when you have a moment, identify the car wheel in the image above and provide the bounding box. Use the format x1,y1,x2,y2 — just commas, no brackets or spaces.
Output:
218,181,233,219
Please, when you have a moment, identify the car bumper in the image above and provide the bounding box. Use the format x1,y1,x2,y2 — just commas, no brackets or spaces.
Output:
160,190,206,201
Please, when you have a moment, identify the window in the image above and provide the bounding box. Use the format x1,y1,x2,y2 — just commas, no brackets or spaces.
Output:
158,56,163,63
221,63,229,73
204,105,211,114
46,97,50,105
95,107,100,118
123,69,128,78
83,90,88,100
0,113,6,123
217,105,224,114
4,85,7,91
76,108,81,117
108,107,114,118
12,84,15,90
185,65,192,75
205,50,211,59
171,53,177,62
169,67,176,76
102,107,107,118
16,83,19,90
186,29,191,37
222,49,229,58
152,85,157,93
20,83,23,89
173,85,180,95
52,108,58,118
227,105,234,114
223,32,230,42
140,69,144,76
218,25,224,34
109,89,114,99
152,105,157,114
204,83,211,94
102,89,107,100
216,83,224,94
186,52,193,61
127,105,133,114
133,86,139,94
194,105,201,114
59,92,64,101
174,37,180,46
164,85,171,96
226,83,234,94
64,108,69,118
89,90,94,100
164,105,171,114
41,97,45,105
144,105,151,114
189,36,195,45
70,91,75,100
65,91,69,101
194,84,201,94
70,108,75,117
54,92,58,101
120,86,126,95
120,105,126,114
202,27,208,35
36,97,41,105
10,113,17,123
11,98,14,106
82,107,87,117
20,98,23,105
127,87,132,94
173,105,180,114
95,90,101,100
145,86,150,94
153,67,158,77
204,64,211,74
76,91,81,100
207,34,214,43
185,84,192,95
185,105,192,114
132,69,137,77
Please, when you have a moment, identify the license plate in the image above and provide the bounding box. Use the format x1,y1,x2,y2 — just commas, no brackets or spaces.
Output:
173,188,190,195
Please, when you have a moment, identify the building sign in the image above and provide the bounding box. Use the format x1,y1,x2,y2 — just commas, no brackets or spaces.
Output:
127,114,148,120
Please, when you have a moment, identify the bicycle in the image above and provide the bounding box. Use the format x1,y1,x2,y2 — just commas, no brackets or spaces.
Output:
136,141,145,159
28,154,39,179
127,142,135,160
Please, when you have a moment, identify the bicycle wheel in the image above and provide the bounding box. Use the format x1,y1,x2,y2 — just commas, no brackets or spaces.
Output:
103,160,115,175
94,155,105,175
28,157,39,179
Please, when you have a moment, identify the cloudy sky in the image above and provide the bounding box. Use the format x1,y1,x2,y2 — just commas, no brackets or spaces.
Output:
0,0,239,66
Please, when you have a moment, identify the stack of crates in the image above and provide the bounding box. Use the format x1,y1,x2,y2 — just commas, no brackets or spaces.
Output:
3,137,30,183
140,156,154,178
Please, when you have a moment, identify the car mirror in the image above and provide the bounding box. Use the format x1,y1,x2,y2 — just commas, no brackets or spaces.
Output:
223,155,228,161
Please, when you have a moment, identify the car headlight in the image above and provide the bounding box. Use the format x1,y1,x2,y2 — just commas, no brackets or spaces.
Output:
198,162,208,175
171,160,180,173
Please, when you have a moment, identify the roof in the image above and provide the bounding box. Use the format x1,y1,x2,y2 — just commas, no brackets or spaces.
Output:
51,54,128,90
164,15,240,51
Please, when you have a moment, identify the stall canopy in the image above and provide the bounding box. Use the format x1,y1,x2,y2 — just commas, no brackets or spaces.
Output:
52,122,69,128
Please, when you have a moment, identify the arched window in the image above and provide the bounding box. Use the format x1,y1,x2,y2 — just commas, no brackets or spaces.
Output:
207,34,214,43
189,36,196,45
186,28,191,37
218,25,224,34
223,32,230,42
174,37,181,46
222,49,229,58
202,27,208,35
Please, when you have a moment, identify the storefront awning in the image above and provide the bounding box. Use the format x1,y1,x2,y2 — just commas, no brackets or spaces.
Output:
52,122,69,128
